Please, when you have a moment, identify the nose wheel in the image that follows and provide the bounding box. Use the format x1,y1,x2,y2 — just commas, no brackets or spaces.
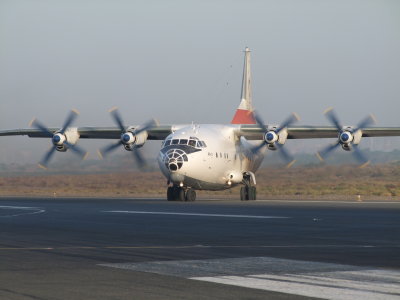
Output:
167,186,196,202
240,173,257,201
240,186,256,201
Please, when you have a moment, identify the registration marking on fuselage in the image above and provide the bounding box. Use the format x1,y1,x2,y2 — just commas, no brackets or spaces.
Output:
103,210,289,219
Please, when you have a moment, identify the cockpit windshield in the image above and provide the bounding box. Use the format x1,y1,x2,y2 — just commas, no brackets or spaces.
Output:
188,140,196,147
162,137,207,149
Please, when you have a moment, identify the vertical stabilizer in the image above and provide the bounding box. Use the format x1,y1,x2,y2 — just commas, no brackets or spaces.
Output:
231,47,256,124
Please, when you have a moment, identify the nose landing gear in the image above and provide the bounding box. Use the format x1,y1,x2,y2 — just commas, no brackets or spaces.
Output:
240,173,257,201
167,185,196,201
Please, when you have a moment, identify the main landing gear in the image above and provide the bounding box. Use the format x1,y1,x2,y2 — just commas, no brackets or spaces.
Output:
167,185,196,202
240,173,256,201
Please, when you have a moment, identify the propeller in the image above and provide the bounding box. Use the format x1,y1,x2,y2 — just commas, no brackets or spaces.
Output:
30,109,88,169
98,107,158,169
316,108,376,167
251,111,300,168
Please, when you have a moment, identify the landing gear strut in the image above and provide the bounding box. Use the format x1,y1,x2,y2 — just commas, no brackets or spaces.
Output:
167,185,196,202
240,173,256,201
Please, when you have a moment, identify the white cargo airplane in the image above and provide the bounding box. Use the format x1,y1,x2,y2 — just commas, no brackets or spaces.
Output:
1,48,400,201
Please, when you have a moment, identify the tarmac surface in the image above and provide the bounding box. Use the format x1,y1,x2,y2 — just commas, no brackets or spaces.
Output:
0,197,399,299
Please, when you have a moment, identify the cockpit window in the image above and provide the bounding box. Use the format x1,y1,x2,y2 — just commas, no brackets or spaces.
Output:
194,141,207,148
171,139,179,145
188,139,196,147
179,139,188,145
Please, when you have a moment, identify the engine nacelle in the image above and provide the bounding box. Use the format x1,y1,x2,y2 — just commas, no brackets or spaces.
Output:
341,144,352,151
52,128,80,149
121,129,148,150
56,144,67,152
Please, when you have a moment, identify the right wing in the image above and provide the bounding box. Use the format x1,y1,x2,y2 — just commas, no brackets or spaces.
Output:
0,126,173,140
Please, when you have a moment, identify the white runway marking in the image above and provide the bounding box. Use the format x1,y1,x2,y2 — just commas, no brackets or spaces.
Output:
193,271,400,300
103,210,289,219
0,206,46,217
257,200,400,204
101,256,400,300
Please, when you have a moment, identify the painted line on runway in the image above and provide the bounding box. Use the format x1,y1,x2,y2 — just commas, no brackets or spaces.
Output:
0,206,46,217
100,256,400,300
256,200,400,204
103,210,289,219
192,273,400,300
2,244,398,251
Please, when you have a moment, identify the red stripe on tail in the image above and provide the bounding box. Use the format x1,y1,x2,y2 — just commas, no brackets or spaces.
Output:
231,109,256,124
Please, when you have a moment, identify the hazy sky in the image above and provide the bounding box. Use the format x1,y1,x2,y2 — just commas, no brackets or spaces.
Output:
1,0,400,164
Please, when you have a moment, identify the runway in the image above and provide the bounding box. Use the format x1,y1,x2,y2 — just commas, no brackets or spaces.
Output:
0,197,399,299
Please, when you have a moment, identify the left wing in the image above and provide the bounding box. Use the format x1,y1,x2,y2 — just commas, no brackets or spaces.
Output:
239,125,400,140
238,123,400,166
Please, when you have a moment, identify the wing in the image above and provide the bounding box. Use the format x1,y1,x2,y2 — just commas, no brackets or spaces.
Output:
239,125,400,140
0,126,173,140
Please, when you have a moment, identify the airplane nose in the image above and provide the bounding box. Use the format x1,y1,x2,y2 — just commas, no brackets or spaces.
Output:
163,148,188,172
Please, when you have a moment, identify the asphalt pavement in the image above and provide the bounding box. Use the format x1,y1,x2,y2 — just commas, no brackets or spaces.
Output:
0,197,399,300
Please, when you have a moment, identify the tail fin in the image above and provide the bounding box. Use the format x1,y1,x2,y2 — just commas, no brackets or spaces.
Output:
231,47,256,124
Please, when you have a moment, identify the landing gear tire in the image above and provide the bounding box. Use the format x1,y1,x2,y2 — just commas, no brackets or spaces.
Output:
167,186,174,201
240,186,256,201
240,173,257,201
167,186,194,201
240,187,248,201
248,186,256,200
185,189,196,202
177,188,185,202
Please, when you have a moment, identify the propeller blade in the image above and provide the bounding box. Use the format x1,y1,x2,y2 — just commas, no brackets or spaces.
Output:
60,109,79,134
324,108,342,131
64,142,88,159
253,111,268,133
316,142,341,161
354,114,376,132
98,141,123,158
30,119,54,138
109,107,125,132
352,145,370,167
39,146,57,169
275,143,296,168
133,118,159,135
276,112,300,134
250,141,267,155
132,148,147,169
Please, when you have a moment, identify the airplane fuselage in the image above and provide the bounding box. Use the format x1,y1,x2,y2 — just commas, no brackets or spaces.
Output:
157,124,264,191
